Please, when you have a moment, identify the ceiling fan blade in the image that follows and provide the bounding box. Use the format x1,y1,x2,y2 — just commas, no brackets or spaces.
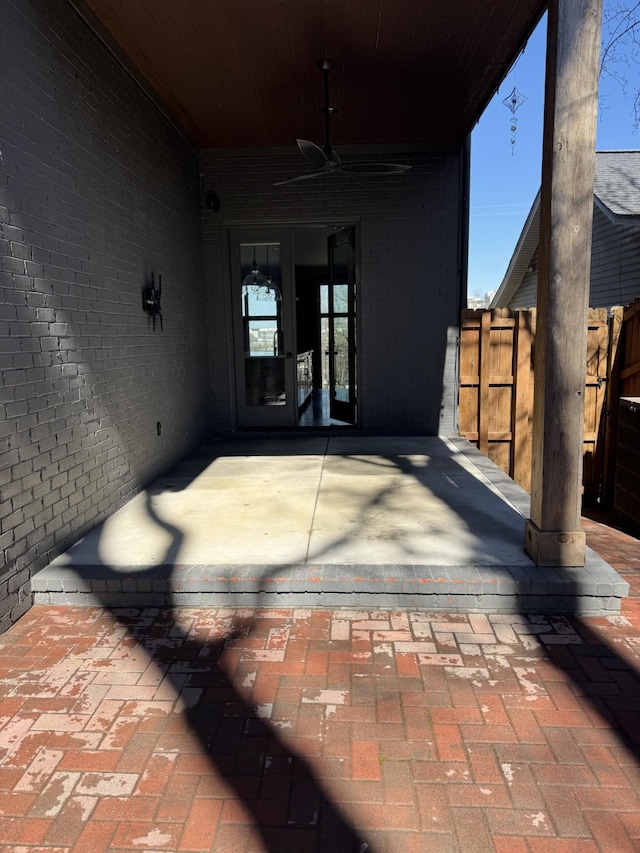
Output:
340,163,412,175
297,139,329,169
273,170,328,187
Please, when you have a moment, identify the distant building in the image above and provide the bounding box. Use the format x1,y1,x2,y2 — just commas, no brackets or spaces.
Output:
467,290,496,310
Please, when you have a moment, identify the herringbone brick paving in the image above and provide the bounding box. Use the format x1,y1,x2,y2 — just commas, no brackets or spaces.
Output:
0,517,638,852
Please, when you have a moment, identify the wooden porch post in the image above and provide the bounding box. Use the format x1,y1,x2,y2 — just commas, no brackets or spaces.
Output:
524,0,602,566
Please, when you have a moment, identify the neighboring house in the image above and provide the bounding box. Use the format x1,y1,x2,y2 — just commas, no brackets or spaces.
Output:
491,150,640,309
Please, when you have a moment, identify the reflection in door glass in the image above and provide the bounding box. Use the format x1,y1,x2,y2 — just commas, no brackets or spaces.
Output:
320,284,329,314
242,288,277,320
240,243,285,405
245,320,279,357
320,317,330,390
333,284,348,312
331,316,350,402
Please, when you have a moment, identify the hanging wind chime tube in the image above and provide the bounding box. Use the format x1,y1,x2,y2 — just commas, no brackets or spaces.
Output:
502,86,527,155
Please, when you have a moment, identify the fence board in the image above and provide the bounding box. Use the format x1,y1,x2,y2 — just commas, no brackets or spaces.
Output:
602,307,624,506
478,310,491,455
459,309,481,439
512,309,535,491
583,308,611,498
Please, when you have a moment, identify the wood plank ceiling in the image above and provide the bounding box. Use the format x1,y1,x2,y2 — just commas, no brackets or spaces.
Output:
77,0,547,149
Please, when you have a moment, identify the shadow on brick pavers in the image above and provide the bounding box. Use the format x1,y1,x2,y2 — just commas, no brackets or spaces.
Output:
384,446,640,764
68,491,377,853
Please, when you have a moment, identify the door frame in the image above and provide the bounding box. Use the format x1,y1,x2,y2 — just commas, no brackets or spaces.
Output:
223,220,361,431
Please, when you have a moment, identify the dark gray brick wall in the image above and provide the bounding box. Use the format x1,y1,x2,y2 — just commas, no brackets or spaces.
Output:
200,145,463,436
0,0,211,631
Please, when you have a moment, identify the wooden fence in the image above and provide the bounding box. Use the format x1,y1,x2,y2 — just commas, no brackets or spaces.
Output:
458,303,640,502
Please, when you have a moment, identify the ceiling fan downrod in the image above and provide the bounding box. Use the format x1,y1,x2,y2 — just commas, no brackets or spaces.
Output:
319,59,339,161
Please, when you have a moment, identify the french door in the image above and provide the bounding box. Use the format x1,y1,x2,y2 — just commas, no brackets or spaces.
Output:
229,225,357,428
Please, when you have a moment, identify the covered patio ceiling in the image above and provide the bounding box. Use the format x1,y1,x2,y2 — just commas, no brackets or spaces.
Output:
75,0,547,149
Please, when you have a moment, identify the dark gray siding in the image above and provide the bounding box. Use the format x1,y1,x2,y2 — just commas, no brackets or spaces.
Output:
589,206,640,307
508,204,640,310
509,248,539,309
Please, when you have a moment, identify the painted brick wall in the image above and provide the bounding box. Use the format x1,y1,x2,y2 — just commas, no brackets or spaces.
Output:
200,145,464,436
0,0,211,631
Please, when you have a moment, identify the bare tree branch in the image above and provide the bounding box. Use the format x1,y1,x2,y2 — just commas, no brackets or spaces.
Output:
600,1,640,127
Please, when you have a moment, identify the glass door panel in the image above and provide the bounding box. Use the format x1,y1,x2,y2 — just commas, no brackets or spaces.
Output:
328,229,357,424
230,231,296,427
241,243,284,406
331,315,350,404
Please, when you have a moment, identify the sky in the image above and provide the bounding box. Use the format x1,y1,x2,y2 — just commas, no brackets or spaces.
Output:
468,8,640,299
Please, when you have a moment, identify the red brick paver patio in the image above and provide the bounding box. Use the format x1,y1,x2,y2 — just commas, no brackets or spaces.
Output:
0,516,639,852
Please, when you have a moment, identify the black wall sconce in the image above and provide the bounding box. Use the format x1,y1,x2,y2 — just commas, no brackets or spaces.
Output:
205,191,220,212
142,272,163,331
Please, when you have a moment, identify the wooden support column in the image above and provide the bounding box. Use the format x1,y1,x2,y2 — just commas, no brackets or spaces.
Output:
524,0,602,567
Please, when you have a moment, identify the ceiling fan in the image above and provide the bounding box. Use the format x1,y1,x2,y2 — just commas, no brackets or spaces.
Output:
273,59,412,186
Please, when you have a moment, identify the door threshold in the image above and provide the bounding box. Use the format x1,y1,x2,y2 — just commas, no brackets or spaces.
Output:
236,426,360,438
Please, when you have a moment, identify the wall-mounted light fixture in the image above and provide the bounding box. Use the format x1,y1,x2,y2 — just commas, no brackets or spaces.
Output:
142,272,163,331
206,191,220,211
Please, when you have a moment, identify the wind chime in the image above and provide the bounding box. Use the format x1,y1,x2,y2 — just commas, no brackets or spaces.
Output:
502,87,527,155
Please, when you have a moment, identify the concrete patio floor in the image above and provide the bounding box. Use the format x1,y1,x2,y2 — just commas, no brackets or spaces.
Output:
33,436,627,615
0,513,639,853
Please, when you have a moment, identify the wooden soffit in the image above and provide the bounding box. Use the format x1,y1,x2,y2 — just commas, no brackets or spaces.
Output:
76,0,546,149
